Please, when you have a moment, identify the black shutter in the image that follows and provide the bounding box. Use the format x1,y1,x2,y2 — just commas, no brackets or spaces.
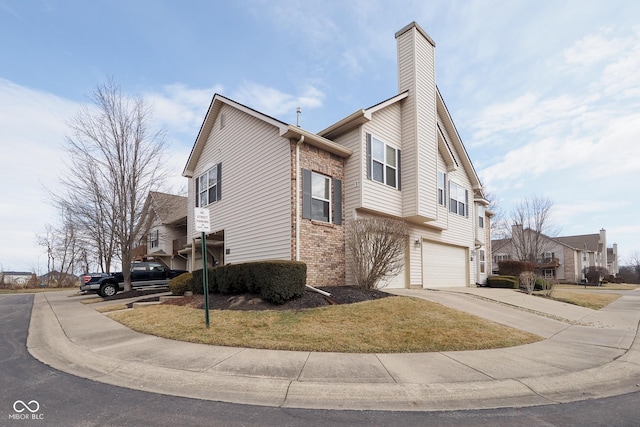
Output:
216,163,222,201
333,178,342,225
366,133,372,180
302,168,312,220
397,149,401,190
195,176,200,207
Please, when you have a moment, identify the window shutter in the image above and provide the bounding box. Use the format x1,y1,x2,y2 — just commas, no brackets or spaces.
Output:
366,133,372,180
195,177,200,207
302,168,312,220
216,163,222,201
397,149,401,190
333,178,342,225
465,189,469,217
444,173,447,207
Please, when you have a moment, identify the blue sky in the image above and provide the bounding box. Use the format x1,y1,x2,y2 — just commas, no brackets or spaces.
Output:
1,0,639,272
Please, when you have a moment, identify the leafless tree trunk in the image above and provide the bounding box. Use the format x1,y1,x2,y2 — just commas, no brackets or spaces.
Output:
510,195,558,263
56,79,167,291
346,217,408,290
484,190,509,240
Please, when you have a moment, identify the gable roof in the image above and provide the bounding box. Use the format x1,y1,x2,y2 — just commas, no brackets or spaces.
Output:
148,191,187,225
318,91,409,139
183,94,351,178
554,233,601,252
317,88,483,194
492,230,603,253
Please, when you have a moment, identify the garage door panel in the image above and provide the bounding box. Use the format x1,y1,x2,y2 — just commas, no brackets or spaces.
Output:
423,242,467,288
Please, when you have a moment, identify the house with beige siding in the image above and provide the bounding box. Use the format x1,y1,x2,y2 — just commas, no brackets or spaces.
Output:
132,192,188,271
182,22,491,288
491,228,618,283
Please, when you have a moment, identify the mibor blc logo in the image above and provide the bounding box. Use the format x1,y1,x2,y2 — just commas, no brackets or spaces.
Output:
10,400,43,420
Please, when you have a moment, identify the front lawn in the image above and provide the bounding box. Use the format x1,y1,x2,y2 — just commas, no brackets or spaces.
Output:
108,296,541,353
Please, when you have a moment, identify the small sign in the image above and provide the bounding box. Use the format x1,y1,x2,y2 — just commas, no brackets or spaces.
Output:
194,208,211,233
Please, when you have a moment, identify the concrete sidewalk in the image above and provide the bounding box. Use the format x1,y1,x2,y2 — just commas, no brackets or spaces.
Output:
27,288,640,411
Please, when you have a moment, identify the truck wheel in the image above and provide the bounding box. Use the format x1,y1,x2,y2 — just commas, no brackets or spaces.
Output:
100,283,118,298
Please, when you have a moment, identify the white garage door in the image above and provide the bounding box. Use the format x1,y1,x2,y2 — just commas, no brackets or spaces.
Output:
423,242,467,288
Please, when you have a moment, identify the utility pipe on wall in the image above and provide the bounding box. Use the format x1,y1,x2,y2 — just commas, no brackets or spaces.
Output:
295,135,304,261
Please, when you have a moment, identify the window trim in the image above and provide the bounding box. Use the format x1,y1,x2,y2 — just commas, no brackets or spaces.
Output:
301,168,342,225
195,163,222,207
149,229,159,248
449,181,468,217
478,204,485,228
366,133,401,190
311,171,332,224
437,172,446,206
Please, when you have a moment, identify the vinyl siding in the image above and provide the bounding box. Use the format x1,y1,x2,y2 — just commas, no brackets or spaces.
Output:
397,22,438,221
188,104,292,263
361,105,403,216
397,30,418,218
335,127,362,221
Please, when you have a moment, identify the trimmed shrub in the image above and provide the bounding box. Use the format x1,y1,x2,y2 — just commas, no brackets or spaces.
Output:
191,261,307,304
168,272,193,295
245,261,306,304
191,268,218,294
498,260,535,276
487,275,519,289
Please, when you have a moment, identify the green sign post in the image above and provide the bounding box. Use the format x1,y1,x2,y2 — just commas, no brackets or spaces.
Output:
195,208,211,328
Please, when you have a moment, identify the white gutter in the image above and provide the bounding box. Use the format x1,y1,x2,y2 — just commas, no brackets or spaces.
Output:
295,135,304,261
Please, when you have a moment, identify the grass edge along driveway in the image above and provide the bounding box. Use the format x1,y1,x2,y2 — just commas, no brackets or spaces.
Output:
108,296,541,353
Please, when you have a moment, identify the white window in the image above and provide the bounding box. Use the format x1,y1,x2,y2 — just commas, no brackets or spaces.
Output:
302,168,342,225
478,204,485,228
437,172,446,206
496,253,510,262
449,181,468,217
196,163,222,207
149,229,159,248
367,134,400,189
311,172,331,223
479,249,486,273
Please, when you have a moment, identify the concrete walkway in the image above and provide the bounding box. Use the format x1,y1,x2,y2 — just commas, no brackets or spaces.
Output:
27,287,640,411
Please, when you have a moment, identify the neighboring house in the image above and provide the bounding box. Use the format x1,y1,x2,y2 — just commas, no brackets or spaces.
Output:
1,271,34,287
132,191,188,271
492,228,618,283
182,22,492,288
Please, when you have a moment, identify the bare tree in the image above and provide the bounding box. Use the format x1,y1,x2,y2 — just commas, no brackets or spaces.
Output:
484,190,509,240
510,195,558,263
57,79,167,291
346,217,408,290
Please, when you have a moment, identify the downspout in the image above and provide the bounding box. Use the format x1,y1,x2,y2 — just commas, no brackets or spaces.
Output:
295,135,304,261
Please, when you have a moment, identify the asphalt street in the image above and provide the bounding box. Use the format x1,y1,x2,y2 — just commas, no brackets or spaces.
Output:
2,293,640,426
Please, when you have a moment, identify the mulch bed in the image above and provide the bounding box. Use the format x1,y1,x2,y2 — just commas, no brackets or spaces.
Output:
161,286,392,311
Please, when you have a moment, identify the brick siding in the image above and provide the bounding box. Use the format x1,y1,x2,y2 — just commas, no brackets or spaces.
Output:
290,141,346,287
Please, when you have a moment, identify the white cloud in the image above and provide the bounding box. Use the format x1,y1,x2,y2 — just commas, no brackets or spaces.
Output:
146,83,220,134
232,82,325,120
0,79,78,271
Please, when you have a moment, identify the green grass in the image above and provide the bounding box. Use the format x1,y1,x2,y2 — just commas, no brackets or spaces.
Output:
108,296,541,353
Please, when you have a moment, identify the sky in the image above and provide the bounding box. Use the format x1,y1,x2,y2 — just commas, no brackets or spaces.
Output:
1,0,639,273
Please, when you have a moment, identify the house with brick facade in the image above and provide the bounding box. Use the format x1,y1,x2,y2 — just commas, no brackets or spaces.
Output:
182,22,492,288
491,228,618,283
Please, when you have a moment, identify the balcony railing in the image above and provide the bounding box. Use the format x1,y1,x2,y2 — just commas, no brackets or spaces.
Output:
535,258,559,268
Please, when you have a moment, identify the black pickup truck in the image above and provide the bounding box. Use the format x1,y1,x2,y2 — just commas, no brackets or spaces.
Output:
80,261,188,297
